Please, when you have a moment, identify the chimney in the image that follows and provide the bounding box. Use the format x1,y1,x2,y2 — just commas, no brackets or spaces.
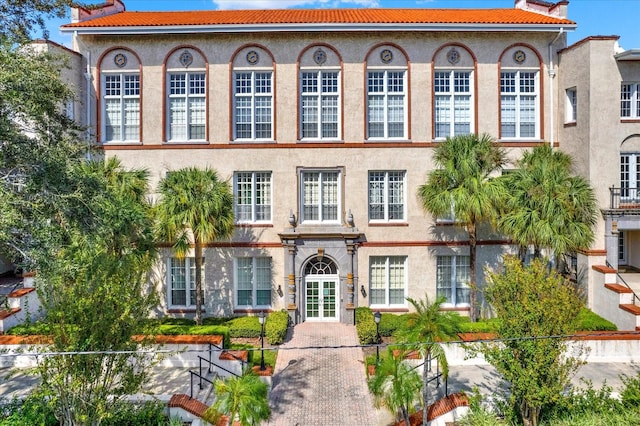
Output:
514,0,568,19
71,0,125,23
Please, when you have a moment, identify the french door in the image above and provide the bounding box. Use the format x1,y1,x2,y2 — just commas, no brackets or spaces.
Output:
305,277,339,322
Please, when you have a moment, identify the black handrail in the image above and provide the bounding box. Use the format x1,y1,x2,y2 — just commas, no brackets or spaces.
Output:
189,370,215,399
610,187,640,210
606,260,640,306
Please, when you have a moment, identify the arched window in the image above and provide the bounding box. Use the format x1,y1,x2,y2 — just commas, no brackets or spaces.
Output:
305,257,338,275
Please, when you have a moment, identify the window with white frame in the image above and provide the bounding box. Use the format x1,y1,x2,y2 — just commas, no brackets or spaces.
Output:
300,169,341,223
236,257,272,307
103,73,140,142
621,83,640,118
436,255,470,306
565,87,577,123
620,153,640,200
168,73,206,141
500,70,539,139
234,171,272,223
369,256,407,307
234,71,273,140
434,70,472,138
168,257,200,307
368,171,405,222
300,70,340,140
367,70,407,139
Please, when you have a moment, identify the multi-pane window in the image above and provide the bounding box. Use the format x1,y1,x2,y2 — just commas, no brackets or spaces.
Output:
367,70,406,139
565,87,577,123
436,255,470,306
620,154,640,200
368,171,405,222
168,257,199,307
234,172,272,223
234,72,273,140
369,256,407,306
301,71,340,139
500,71,538,139
434,71,472,138
236,257,272,307
103,73,140,142
619,231,627,264
168,73,206,141
301,170,340,223
621,83,640,118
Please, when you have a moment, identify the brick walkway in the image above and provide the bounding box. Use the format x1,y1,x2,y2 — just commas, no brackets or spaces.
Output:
267,322,390,426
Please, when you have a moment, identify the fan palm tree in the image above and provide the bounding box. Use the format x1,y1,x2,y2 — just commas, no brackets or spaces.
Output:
368,347,422,425
418,133,506,321
396,295,461,426
208,371,271,426
497,145,597,264
155,167,234,325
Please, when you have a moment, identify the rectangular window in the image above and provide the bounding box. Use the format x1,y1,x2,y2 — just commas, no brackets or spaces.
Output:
565,87,577,123
234,72,273,140
168,257,199,307
620,154,640,200
434,71,472,138
621,83,640,118
436,255,470,307
300,170,340,223
500,71,538,139
103,73,140,142
168,73,206,141
234,171,272,223
369,256,407,307
301,70,340,140
236,257,272,307
368,171,405,222
367,70,406,139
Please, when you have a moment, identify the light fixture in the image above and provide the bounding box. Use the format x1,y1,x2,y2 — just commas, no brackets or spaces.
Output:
360,285,367,297
258,311,266,371
374,311,381,365
288,210,297,230
346,209,354,229
277,285,283,297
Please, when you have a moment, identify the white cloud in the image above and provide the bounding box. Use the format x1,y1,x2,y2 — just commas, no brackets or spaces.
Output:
212,0,380,10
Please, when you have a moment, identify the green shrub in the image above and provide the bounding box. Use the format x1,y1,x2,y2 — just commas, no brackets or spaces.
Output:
621,372,640,408
576,308,617,331
228,316,262,338
459,317,500,334
265,309,289,345
6,320,51,336
355,307,378,345
378,313,407,337
101,400,167,426
0,394,56,426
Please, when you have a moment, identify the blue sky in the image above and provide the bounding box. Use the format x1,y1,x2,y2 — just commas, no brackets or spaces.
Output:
47,0,640,50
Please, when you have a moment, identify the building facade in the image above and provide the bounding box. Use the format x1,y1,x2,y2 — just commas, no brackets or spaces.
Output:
62,0,576,324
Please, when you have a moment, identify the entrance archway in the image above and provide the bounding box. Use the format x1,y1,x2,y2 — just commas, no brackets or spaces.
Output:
303,257,339,322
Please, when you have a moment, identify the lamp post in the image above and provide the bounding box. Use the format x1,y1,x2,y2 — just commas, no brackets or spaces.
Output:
374,311,381,365
258,311,266,371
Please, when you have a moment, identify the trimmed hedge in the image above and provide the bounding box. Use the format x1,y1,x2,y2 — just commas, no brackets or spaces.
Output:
265,309,289,345
228,316,262,338
355,307,378,345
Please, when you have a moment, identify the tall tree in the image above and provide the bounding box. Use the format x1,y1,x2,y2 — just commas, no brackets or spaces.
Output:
206,371,271,426
418,134,506,321
396,295,461,426
0,0,80,42
36,159,158,426
477,257,584,426
497,144,597,263
368,348,422,425
156,167,234,325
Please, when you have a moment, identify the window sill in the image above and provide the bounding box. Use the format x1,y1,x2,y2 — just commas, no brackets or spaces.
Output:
440,306,471,312
621,119,640,123
230,140,276,144
234,308,272,314
563,121,577,127
369,307,409,313
166,308,204,314
235,223,273,228
165,140,209,144
365,139,411,143
102,141,142,145
368,222,408,227
297,139,344,144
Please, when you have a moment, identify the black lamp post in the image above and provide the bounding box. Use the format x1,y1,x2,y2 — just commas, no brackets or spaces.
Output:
258,311,266,371
374,311,381,365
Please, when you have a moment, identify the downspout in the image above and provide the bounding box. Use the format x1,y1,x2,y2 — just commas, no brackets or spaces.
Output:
548,27,564,148
85,48,92,161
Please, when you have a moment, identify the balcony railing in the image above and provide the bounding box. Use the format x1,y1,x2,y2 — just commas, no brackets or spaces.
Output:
610,187,640,210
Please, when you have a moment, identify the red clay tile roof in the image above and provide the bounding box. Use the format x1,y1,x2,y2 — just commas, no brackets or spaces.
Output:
396,392,469,425
62,8,575,29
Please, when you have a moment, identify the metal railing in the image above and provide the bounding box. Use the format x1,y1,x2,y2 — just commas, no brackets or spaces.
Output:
610,187,640,210
606,260,640,307
188,344,242,399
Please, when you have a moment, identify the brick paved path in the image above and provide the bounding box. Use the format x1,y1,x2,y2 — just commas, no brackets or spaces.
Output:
267,322,389,426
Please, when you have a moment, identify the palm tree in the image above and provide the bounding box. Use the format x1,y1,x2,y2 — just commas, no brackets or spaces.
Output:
397,295,461,426
207,371,271,426
155,167,234,325
418,133,506,321
497,145,597,264
368,347,422,425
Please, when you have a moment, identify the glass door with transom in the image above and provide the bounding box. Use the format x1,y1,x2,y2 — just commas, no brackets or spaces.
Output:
305,276,339,322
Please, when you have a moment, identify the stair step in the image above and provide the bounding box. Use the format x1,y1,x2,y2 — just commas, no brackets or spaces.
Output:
7,287,35,298
0,308,20,320
219,350,248,362
605,283,633,294
620,304,640,315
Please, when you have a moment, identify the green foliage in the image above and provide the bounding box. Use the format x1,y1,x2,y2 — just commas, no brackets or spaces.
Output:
228,316,262,338
620,372,640,408
0,393,57,426
368,348,422,425
576,308,617,331
0,0,77,42
265,309,289,345
379,313,408,337
459,317,500,334
458,389,502,426
206,371,271,426
356,307,379,345
101,400,167,426
476,257,585,426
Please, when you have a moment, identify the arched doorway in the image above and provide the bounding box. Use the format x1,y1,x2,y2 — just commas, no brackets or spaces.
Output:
303,257,339,322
